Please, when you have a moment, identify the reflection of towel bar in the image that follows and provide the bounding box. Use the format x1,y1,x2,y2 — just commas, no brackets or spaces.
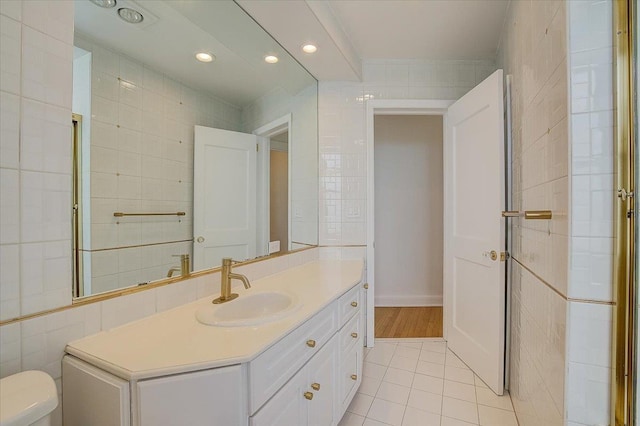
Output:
113,212,186,217
502,210,552,220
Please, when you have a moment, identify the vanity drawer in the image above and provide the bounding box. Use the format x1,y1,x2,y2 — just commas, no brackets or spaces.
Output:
339,312,361,356
338,284,361,327
338,343,362,415
249,302,338,414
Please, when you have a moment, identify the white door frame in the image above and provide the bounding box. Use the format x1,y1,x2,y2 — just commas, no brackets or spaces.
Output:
253,114,292,255
365,100,454,347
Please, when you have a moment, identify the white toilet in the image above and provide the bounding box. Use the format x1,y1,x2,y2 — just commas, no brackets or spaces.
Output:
0,370,58,426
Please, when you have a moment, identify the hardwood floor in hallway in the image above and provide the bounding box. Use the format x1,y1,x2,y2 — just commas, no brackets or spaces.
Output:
375,307,443,338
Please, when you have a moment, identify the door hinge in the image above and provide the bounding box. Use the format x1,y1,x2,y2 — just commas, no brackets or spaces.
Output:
500,251,510,262
256,143,259,152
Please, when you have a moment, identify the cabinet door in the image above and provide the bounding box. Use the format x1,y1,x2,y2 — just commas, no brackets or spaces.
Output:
306,335,337,426
250,371,307,426
136,365,244,426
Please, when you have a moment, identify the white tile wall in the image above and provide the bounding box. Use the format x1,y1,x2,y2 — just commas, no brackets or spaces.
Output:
73,36,243,293
0,248,318,426
0,0,74,318
318,59,495,246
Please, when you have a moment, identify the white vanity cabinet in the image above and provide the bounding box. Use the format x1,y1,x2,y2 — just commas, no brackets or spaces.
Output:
250,283,363,426
63,274,365,426
63,357,245,426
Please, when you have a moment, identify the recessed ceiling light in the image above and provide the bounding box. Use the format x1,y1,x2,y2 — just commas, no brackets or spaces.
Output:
264,55,279,64
195,52,215,63
302,44,317,54
90,0,117,8
117,7,144,24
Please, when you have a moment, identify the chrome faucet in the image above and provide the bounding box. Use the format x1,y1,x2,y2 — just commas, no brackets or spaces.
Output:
212,258,251,304
167,254,190,277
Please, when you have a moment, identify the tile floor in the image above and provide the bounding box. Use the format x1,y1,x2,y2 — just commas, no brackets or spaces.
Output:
339,338,518,426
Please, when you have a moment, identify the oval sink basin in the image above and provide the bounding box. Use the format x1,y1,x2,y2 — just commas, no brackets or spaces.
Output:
196,292,301,327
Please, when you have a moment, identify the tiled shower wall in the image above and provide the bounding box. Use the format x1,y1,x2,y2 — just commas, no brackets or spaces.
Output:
318,59,496,247
500,0,615,425
73,35,242,294
497,0,569,424
0,0,74,319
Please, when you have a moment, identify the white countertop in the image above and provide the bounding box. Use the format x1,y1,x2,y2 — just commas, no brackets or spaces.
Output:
65,260,364,381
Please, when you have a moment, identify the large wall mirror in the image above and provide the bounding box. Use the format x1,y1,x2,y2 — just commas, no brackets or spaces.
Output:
72,0,318,298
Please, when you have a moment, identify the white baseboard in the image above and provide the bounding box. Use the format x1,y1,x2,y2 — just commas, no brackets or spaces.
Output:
374,295,443,307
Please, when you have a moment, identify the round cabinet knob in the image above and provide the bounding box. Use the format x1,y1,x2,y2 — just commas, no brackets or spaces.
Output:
304,391,314,400
311,383,320,391
196,236,205,243
350,374,358,381
351,332,358,338
351,301,358,307
306,339,316,348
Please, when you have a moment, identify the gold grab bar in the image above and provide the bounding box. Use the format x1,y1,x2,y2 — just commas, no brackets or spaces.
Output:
501,210,552,220
113,212,186,217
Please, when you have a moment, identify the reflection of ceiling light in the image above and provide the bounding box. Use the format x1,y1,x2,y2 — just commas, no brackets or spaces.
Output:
118,7,144,24
302,44,317,54
264,55,278,64
90,0,117,8
196,52,214,63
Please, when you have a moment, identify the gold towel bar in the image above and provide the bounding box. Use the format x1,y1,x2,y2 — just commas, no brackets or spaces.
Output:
113,212,186,217
501,210,552,220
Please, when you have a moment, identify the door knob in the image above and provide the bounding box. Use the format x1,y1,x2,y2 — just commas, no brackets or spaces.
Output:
303,392,314,400
489,250,497,261
196,236,204,243
311,383,320,391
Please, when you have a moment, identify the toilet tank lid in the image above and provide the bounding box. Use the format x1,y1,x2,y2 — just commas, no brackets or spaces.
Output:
0,370,58,426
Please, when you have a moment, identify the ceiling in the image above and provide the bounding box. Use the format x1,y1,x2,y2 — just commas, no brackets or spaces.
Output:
74,0,315,107
237,0,510,81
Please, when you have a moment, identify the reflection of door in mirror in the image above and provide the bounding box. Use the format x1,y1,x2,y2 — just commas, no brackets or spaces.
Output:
193,126,257,270
270,131,289,254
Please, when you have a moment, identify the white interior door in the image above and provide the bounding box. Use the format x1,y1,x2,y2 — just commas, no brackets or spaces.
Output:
444,69,506,394
193,126,257,270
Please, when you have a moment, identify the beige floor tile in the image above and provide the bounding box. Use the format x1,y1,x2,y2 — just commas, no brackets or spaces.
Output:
478,405,518,426
441,396,479,424
407,388,442,415
389,354,418,372
401,406,440,426
360,376,382,397
364,362,388,380
474,374,489,389
441,416,478,426
394,345,421,359
443,380,477,403
367,398,406,426
422,341,447,354
366,342,398,366
415,360,445,378
348,392,374,417
383,367,415,387
419,349,446,364
376,381,411,405
444,365,475,384
411,373,444,395
362,419,389,426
